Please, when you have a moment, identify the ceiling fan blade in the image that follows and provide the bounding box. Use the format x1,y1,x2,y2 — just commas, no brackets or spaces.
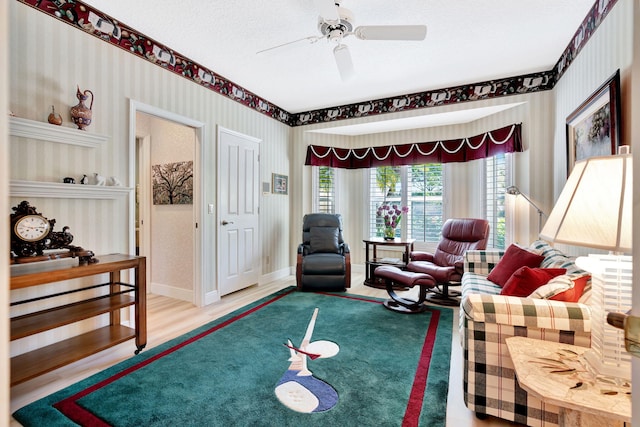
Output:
333,44,354,81
354,25,427,41
313,0,340,22
256,36,320,54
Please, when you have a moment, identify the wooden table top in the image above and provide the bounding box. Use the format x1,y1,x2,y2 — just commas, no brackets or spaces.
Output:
10,254,145,289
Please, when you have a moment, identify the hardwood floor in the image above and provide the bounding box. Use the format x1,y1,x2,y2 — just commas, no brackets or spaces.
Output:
9,268,520,426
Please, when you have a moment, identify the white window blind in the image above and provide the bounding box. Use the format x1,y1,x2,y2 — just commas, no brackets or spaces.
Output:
315,166,336,213
485,154,506,249
407,164,443,242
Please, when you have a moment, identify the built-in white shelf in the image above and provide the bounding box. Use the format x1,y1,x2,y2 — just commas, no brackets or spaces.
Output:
9,116,108,148
10,180,132,199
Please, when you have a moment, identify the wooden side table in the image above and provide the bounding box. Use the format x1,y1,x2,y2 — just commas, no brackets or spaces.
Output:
363,237,415,288
10,254,146,385
506,336,631,427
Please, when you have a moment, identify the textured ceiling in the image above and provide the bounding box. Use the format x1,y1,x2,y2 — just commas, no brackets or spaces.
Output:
82,0,594,114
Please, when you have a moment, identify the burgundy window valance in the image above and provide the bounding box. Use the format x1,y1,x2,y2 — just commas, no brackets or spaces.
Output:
305,123,523,169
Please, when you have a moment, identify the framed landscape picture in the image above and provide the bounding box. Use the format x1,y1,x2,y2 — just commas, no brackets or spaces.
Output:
566,69,621,175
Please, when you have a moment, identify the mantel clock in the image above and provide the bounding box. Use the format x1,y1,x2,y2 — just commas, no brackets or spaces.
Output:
10,201,97,265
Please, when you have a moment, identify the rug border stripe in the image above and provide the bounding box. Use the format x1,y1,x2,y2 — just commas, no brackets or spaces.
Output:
402,308,441,427
53,288,298,425
26,289,450,427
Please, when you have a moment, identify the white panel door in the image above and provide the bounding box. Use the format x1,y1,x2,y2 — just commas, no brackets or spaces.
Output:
218,127,260,296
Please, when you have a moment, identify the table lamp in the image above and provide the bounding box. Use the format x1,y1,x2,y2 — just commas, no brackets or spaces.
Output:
539,149,632,381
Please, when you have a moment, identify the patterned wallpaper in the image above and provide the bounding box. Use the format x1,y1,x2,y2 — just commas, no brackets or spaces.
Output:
18,0,291,124
18,0,619,126
9,0,293,284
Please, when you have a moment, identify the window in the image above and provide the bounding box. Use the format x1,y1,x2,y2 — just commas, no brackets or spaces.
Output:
369,164,443,241
314,166,336,213
485,154,506,249
408,164,443,241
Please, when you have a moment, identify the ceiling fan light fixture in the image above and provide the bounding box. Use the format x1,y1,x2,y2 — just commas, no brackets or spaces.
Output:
317,8,353,37
328,28,345,43
260,1,429,80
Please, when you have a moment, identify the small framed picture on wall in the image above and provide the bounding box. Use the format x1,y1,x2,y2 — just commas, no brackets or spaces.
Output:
272,173,288,195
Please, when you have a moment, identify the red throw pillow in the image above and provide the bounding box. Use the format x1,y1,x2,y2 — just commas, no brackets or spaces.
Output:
550,275,590,302
500,267,567,297
487,244,545,287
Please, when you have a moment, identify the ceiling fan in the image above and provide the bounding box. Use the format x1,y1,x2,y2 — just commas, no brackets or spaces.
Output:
257,0,427,81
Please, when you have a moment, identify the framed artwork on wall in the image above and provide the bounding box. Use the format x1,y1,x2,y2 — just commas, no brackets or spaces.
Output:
272,173,288,195
152,160,194,204
566,69,621,175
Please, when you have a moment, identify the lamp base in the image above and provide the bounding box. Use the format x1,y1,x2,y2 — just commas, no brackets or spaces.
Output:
578,254,633,386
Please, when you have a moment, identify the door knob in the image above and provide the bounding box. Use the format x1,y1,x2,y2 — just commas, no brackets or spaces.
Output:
222,220,234,225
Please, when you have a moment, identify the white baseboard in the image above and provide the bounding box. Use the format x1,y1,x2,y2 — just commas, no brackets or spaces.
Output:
150,282,193,303
352,263,365,274
261,267,292,284
203,289,220,306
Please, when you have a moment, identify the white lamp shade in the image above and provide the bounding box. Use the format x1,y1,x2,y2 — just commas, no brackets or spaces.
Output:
539,153,632,252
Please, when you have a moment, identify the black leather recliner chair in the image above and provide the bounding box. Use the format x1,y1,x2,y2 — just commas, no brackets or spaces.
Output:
296,213,351,291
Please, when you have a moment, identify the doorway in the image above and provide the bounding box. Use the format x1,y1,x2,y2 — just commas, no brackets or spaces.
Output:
129,101,207,306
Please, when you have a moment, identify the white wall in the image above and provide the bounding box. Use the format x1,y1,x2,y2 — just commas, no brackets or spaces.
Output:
1,0,10,418
8,0,291,278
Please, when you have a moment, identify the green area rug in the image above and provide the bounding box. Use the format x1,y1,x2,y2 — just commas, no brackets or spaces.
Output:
13,287,453,426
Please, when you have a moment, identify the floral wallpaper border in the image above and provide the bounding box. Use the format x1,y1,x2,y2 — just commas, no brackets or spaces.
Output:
554,0,618,79
18,0,618,127
18,0,292,125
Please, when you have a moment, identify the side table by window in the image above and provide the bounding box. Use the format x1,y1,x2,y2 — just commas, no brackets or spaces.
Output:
363,237,415,288
506,336,630,427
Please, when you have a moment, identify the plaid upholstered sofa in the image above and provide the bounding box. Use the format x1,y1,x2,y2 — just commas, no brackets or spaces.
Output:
460,240,592,427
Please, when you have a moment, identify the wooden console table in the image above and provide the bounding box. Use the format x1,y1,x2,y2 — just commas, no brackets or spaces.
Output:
363,237,415,288
10,254,146,386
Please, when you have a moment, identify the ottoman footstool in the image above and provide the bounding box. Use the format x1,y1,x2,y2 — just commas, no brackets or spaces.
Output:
374,265,436,313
